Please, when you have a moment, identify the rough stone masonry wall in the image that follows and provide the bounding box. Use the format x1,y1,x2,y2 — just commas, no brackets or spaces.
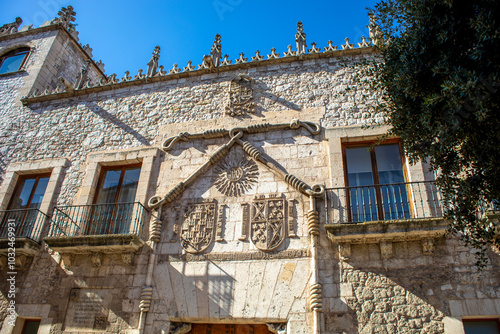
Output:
318,234,500,334
0,54,382,206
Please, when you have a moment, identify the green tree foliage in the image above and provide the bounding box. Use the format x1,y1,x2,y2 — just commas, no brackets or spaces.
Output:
369,0,500,264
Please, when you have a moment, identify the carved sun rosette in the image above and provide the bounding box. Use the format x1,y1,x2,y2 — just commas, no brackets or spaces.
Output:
225,74,255,117
213,156,259,196
180,200,217,253
251,195,286,251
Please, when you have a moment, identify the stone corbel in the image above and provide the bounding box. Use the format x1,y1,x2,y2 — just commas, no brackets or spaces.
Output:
267,323,287,334
61,254,74,269
121,253,134,265
380,241,392,259
422,238,435,255
91,252,103,267
338,243,351,261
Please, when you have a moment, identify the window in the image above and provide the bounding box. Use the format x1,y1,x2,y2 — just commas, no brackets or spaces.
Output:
463,319,500,334
0,47,30,75
343,141,410,222
0,173,50,239
21,319,41,334
86,164,141,235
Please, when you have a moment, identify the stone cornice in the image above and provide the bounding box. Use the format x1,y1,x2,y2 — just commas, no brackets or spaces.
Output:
21,46,378,105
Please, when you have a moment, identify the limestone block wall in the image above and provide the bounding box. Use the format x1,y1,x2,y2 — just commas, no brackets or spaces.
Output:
318,235,500,334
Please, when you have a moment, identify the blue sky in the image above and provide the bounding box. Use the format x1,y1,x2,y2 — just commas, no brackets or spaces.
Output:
0,0,378,75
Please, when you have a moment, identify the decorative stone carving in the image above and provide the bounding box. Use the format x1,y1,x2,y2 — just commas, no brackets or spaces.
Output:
342,37,354,50
369,13,382,46
91,252,102,267
216,205,225,242
81,44,93,58
210,34,222,67
51,6,76,32
235,52,248,64
267,323,287,334
295,21,307,55
267,48,280,59
183,60,195,72
338,243,351,261
380,241,392,259
251,195,286,251
95,60,105,73
283,45,295,57
0,17,22,36
169,64,181,74
139,286,153,312
358,36,371,48
251,50,264,61
75,60,90,90
180,200,217,253
308,42,321,54
162,249,309,262
324,40,337,52
225,74,254,117
121,253,133,265
156,65,167,76
288,200,296,237
220,55,232,66
309,283,323,311
422,238,435,255
240,203,250,241
134,69,145,80
213,155,259,196
147,46,160,77
169,322,192,334
122,71,132,82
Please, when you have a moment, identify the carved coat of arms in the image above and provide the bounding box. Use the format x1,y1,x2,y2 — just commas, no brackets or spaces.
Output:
180,201,217,253
251,195,285,251
225,75,254,117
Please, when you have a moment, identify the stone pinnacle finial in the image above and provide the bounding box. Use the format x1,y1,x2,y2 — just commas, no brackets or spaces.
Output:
210,34,222,67
147,46,161,77
51,6,76,32
0,17,22,36
295,21,307,55
368,13,382,46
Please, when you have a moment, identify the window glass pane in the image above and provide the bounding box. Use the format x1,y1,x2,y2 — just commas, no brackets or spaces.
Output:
22,319,40,334
463,321,500,334
95,169,121,204
117,167,141,203
346,147,377,221
374,144,405,184
345,147,374,186
9,178,36,210
0,52,27,74
29,177,50,209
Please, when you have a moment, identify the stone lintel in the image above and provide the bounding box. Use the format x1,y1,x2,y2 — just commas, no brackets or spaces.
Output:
325,218,449,245
43,233,144,254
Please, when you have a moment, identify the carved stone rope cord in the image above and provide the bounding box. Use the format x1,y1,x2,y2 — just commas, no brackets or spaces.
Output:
161,119,321,151
149,120,325,209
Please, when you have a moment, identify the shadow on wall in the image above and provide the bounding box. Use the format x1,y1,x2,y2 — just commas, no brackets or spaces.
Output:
327,238,500,333
86,102,151,146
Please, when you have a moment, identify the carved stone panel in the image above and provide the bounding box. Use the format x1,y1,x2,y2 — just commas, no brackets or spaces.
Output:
251,195,286,251
213,155,258,196
64,288,112,331
225,75,254,116
179,200,217,254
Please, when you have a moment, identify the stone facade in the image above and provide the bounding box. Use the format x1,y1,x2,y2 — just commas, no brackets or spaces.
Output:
0,9,499,334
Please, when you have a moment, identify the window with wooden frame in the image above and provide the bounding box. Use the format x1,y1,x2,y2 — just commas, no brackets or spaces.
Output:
342,139,410,222
0,173,51,238
463,318,500,334
85,164,141,235
0,47,30,75
20,319,41,334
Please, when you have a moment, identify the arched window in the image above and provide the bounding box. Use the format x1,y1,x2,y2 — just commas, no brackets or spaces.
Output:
0,47,30,75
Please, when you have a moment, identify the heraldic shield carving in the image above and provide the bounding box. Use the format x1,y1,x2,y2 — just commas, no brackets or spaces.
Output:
180,200,217,253
225,75,254,117
251,195,286,251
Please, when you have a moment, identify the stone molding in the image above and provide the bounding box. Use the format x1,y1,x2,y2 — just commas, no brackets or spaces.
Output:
159,248,309,262
325,218,449,260
0,237,39,269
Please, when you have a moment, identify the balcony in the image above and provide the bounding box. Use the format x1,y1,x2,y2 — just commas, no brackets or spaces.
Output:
324,181,449,258
44,202,147,260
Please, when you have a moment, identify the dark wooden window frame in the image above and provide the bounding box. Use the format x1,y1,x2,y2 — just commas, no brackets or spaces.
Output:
85,163,142,235
5,173,51,234
342,139,411,222
21,318,41,334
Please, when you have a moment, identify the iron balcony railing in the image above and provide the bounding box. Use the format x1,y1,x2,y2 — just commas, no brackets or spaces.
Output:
48,202,148,238
325,181,444,224
0,208,48,242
